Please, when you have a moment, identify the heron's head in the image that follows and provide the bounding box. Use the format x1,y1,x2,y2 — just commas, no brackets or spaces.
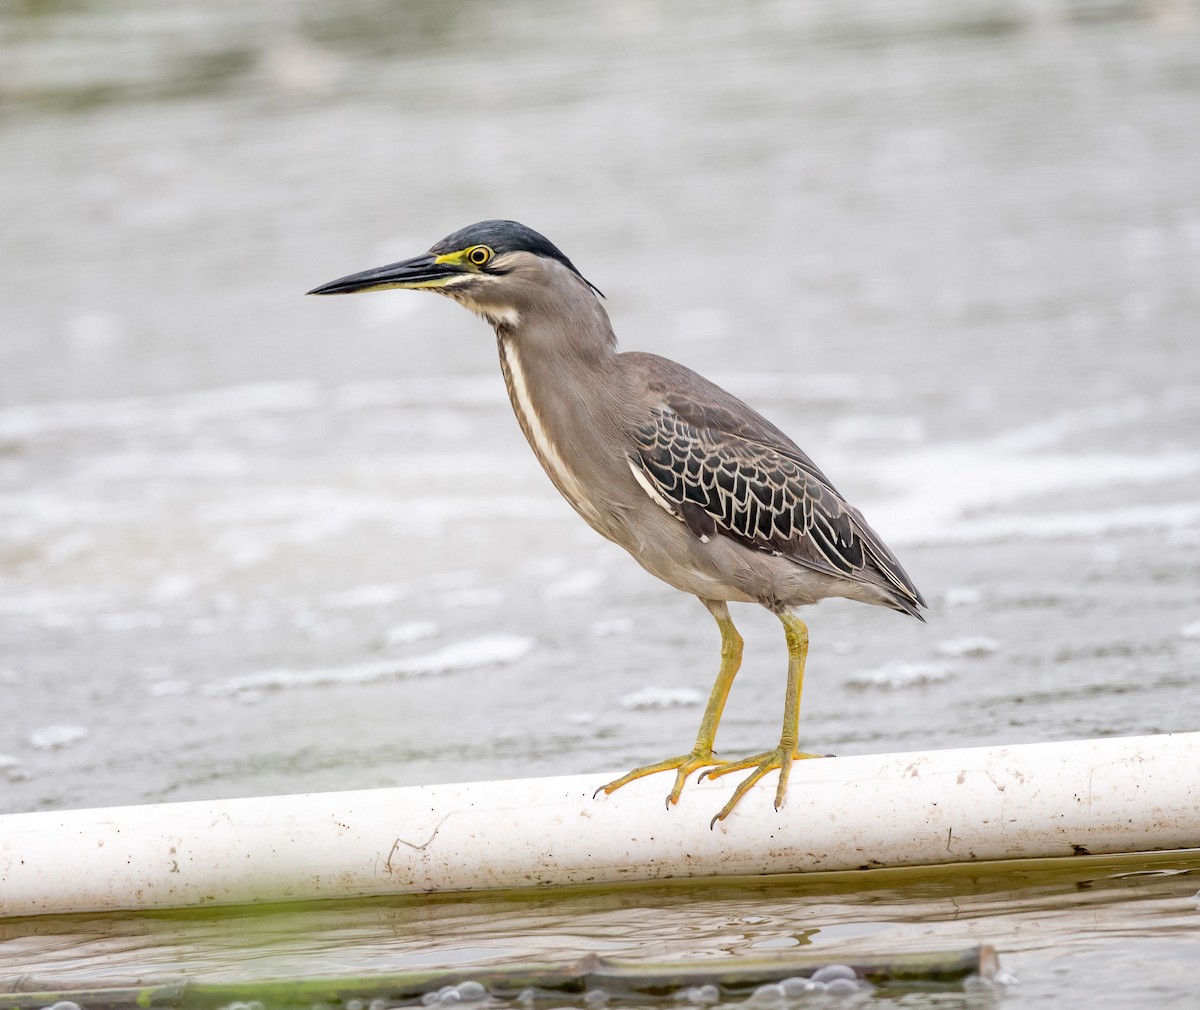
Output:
308,220,603,329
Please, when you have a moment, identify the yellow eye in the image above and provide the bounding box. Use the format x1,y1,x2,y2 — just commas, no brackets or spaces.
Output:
467,245,493,266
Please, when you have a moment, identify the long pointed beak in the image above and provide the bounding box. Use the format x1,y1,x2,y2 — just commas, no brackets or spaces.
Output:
306,254,464,296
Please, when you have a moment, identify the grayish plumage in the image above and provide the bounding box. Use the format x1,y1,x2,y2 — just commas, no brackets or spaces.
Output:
310,219,926,824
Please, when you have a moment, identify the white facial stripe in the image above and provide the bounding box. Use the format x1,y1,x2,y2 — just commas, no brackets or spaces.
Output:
482,305,520,328
501,339,601,526
442,276,520,328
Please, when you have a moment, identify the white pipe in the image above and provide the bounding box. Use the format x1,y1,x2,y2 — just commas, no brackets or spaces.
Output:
1,732,1197,918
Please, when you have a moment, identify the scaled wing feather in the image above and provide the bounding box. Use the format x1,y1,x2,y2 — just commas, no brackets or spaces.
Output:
628,400,923,612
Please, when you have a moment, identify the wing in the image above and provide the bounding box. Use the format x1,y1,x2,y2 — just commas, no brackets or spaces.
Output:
627,392,925,616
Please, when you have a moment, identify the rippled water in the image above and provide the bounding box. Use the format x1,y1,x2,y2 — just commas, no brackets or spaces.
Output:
2,0,1199,1006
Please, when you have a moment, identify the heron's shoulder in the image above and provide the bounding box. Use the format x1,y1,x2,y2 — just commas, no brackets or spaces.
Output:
616,351,803,457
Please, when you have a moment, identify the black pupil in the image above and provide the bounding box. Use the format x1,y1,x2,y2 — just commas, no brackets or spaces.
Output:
472,248,487,264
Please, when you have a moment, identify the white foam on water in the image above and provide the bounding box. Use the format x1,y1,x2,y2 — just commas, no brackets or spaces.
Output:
200,492,565,551
935,636,1000,658
0,590,111,619
96,611,165,632
542,569,604,599
135,492,569,571
619,687,705,710
332,376,505,410
989,396,1164,453
150,574,197,601
937,502,1200,543
818,388,1200,548
0,375,521,445
147,679,192,697
0,381,325,440
27,724,90,750
943,587,983,608
383,620,439,646
590,617,633,637
437,587,505,609
201,634,535,696
828,414,926,445
0,494,137,540
76,450,253,482
319,583,410,609
4,385,1195,637
715,372,891,403
342,451,525,479
867,443,1200,546
41,530,95,565
845,661,953,690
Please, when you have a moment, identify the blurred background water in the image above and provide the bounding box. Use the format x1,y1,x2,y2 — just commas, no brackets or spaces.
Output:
1,0,1199,1005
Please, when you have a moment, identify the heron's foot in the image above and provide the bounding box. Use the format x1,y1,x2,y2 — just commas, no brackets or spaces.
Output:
595,750,732,808
701,746,825,826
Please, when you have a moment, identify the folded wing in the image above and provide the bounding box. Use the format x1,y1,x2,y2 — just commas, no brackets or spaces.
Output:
628,391,925,616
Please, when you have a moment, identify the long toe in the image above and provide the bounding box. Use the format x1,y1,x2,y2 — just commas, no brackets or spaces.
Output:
701,748,824,780
596,750,732,806
706,746,824,825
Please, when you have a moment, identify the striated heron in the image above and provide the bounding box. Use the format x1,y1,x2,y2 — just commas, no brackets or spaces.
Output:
309,220,926,824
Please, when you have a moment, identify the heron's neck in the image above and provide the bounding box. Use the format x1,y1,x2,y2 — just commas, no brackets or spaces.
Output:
493,302,621,533
492,288,618,411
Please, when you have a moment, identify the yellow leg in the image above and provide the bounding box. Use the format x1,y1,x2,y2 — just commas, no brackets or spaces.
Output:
596,599,744,807
704,611,822,825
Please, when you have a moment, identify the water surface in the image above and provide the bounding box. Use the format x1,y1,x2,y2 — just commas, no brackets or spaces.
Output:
2,1,1198,1006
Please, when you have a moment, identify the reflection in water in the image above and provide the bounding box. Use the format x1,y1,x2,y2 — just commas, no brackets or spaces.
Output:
1,852,1196,1000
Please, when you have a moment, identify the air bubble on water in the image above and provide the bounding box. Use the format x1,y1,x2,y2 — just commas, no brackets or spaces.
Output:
747,983,784,1005
778,977,815,997
683,984,720,1004
825,978,859,994
455,981,487,1003
583,988,609,1006
810,965,857,984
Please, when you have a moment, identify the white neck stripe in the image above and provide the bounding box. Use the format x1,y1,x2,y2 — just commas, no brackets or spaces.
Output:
500,339,602,526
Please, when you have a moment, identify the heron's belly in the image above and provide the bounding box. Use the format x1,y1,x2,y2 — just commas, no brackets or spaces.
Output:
621,508,896,612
